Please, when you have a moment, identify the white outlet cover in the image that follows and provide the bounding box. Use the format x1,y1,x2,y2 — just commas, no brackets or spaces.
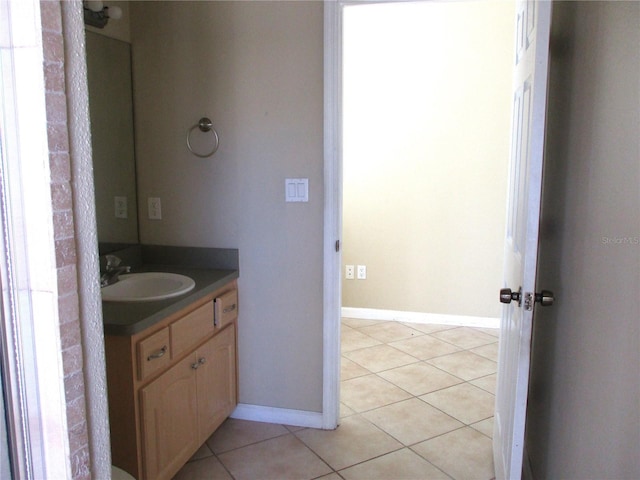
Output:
148,197,162,220
345,265,355,279
357,265,367,279
114,196,127,219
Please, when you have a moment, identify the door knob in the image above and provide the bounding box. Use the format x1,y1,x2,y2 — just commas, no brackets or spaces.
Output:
500,287,521,305
535,290,554,306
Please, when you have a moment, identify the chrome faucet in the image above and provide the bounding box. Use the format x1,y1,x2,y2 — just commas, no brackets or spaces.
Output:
100,255,131,287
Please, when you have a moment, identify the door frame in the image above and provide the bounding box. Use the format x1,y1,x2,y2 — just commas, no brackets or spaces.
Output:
322,0,440,429
321,0,343,430
0,1,71,477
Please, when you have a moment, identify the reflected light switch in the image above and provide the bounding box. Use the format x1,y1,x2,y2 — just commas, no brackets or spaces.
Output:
285,178,309,202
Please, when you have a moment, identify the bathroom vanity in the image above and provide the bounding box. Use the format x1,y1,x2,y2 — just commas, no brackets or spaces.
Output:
102,248,239,480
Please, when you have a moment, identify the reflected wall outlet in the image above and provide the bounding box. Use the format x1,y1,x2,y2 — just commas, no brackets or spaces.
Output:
148,197,162,220
114,196,127,219
357,265,367,280
345,265,354,280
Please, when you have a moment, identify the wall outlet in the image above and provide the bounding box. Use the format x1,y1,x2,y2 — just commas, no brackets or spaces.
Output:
148,197,162,220
345,265,355,280
114,196,127,219
357,265,367,280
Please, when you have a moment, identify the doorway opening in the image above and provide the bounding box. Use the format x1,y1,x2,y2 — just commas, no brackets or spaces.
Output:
328,1,516,475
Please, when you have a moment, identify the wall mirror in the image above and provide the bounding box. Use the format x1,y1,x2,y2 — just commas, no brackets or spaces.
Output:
85,31,139,254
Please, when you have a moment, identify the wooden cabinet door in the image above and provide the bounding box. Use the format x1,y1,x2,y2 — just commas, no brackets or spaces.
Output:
195,324,237,443
140,354,199,480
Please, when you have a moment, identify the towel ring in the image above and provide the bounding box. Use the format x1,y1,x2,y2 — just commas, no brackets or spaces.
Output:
186,117,220,158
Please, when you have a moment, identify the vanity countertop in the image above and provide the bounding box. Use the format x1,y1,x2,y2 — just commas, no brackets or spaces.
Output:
102,265,239,336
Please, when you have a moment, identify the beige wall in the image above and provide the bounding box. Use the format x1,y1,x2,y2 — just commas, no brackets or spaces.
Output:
130,1,325,412
342,1,514,318
526,2,640,478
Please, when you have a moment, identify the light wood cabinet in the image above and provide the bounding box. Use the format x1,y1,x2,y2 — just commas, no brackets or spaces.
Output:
105,281,238,480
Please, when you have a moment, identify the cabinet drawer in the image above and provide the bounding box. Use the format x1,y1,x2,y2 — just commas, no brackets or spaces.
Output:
171,301,215,359
214,289,238,329
138,328,171,381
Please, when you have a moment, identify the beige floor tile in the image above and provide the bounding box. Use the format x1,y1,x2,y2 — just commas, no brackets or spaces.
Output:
471,417,494,439
341,357,371,380
206,418,289,454
341,328,382,352
401,323,457,335
340,402,356,418
342,317,382,329
477,327,500,338
470,342,499,362
343,344,419,373
430,327,498,349
341,323,355,335
362,398,464,446
470,373,497,395
294,415,402,471
412,427,494,480
341,374,412,412
285,424,306,433
420,383,495,425
339,447,451,480
187,442,214,461
378,362,463,396
426,351,497,381
358,321,424,343
218,433,331,480
173,455,233,480
315,474,343,480
390,335,462,360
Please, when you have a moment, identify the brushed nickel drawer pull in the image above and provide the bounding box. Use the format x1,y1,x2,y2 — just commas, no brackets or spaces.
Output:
147,345,167,361
191,357,206,370
223,303,237,314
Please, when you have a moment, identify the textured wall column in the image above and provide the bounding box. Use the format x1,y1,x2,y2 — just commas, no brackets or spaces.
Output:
41,1,110,479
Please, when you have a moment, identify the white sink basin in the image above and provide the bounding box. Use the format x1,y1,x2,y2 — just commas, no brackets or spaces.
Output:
101,272,195,302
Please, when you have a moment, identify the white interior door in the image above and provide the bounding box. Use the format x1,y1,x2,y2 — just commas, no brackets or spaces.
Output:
493,2,552,479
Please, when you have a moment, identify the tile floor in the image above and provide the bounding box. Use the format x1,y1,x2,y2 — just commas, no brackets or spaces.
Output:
174,319,498,480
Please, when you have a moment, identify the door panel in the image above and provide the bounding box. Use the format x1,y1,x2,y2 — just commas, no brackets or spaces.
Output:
494,2,552,479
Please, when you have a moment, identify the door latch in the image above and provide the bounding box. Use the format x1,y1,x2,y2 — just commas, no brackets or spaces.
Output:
501,287,554,310
524,290,555,310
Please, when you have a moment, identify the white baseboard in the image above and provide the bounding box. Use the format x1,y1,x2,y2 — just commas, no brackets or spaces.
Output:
231,403,326,429
232,311,497,431
341,307,499,329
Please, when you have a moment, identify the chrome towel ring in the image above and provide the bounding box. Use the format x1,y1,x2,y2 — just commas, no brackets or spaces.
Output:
186,117,220,158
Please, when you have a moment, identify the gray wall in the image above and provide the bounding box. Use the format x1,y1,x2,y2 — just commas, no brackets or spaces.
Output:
526,2,640,478
130,1,325,412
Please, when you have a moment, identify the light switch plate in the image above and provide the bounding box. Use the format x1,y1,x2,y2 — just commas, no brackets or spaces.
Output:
285,178,309,202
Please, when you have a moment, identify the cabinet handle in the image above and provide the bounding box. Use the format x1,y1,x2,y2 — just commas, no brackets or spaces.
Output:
223,303,236,314
191,357,206,370
147,345,167,361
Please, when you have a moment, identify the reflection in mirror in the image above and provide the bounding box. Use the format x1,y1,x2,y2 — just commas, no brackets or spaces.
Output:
85,31,139,254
